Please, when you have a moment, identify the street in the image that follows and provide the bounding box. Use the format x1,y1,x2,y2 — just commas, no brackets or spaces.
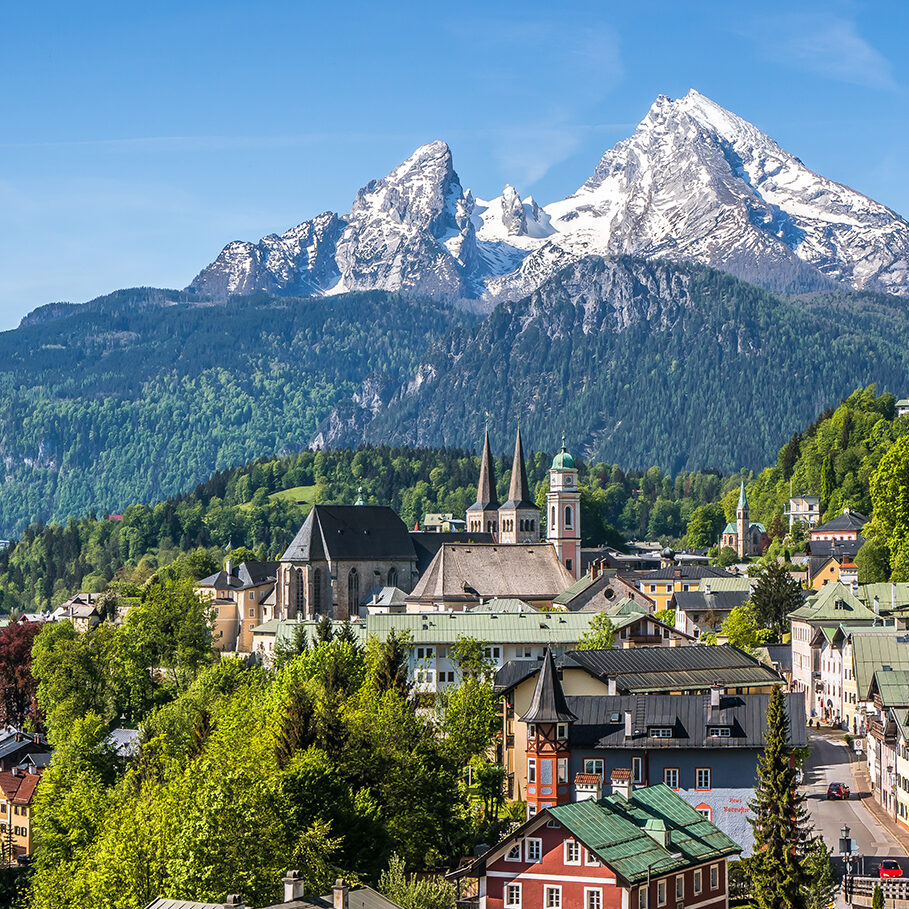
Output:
803,733,907,904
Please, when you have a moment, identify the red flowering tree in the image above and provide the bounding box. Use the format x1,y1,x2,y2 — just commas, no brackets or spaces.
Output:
0,621,42,727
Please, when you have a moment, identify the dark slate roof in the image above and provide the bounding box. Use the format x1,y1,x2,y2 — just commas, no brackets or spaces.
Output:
806,538,863,559
410,531,494,576
762,643,793,673
495,643,782,694
566,643,782,692
0,732,48,761
500,428,535,510
520,647,577,724
636,565,734,581
564,692,806,749
261,886,403,909
467,429,499,512
281,505,416,562
674,590,749,613
812,510,869,534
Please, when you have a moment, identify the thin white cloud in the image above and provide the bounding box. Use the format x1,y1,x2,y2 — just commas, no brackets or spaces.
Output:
749,14,897,91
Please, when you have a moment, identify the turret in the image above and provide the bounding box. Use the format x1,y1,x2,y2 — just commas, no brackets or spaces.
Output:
520,646,576,818
736,481,748,559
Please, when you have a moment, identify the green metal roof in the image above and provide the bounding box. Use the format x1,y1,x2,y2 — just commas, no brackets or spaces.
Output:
471,598,536,613
698,577,753,592
553,573,599,605
851,633,909,698
873,669,909,708
549,784,740,884
789,582,876,624
858,583,909,612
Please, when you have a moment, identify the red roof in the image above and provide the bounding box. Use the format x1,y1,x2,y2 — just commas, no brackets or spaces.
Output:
574,773,602,786
611,768,632,780
0,769,41,804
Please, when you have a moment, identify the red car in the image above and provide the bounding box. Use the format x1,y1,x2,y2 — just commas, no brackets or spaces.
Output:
826,782,850,800
880,860,903,879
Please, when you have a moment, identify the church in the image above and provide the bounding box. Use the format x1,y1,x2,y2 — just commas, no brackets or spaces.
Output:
272,428,582,619
720,482,768,558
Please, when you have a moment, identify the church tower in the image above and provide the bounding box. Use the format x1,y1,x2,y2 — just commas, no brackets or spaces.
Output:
736,481,748,558
520,646,576,818
466,428,500,539
498,427,539,544
547,435,581,578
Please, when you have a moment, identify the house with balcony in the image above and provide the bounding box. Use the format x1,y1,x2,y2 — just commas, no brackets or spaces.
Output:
785,495,821,531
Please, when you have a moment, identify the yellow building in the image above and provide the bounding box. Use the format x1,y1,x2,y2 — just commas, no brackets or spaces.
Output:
0,768,41,860
634,566,735,612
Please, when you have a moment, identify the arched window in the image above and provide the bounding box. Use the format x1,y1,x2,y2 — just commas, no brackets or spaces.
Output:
387,566,398,587
312,567,322,613
529,519,535,531
551,505,556,526
565,506,573,528
347,568,360,613
295,568,305,613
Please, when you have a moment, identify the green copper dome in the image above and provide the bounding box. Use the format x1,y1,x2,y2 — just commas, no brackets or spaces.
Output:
551,434,575,470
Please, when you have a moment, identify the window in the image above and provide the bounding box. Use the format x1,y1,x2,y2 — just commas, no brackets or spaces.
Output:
650,727,673,738
248,608,255,617
657,879,667,907
545,886,561,909
557,723,568,739
708,726,731,738
632,757,643,783
638,886,648,909
528,804,537,816
484,646,502,660
347,568,360,612
526,838,542,862
649,584,657,593
541,760,553,785
557,758,568,783
295,567,306,612
551,506,556,525
564,840,581,864
416,646,435,659
387,566,398,587
566,559,572,572
696,768,711,790
585,889,602,909
505,843,521,862
663,768,679,789
710,864,719,890
586,849,600,866
565,506,573,528
528,724,537,739
675,876,684,900
694,869,702,895
584,758,604,779
547,818,561,828
528,759,536,783
505,884,521,908
696,804,712,821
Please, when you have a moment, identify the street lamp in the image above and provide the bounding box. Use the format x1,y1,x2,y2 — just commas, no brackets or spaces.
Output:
839,824,854,903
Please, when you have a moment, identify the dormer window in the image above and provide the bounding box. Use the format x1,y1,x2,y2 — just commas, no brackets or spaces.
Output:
557,723,568,740
708,726,732,738
650,727,673,738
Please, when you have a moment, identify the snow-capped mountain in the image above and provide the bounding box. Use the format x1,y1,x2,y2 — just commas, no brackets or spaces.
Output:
189,90,909,301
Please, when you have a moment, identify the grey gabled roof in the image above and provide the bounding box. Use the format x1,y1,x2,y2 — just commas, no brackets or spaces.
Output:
410,531,494,575
674,590,749,612
261,886,403,909
636,565,733,581
281,506,416,563
812,510,869,534
197,561,277,591
520,647,577,724
565,692,806,749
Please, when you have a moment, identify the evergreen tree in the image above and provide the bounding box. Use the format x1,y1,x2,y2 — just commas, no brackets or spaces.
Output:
747,686,811,909
872,884,884,909
750,562,803,638
800,836,836,909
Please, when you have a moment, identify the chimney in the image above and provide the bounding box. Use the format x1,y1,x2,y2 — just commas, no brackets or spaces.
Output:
333,879,349,909
32,734,40,744
610,768,633,800
223,897,245,909
607,677,617,696
874,596,881,615
704,583,711,595
14,733,22,743
710,685,723,709
282,870,305,903
225,557,233,577
624,711,633,737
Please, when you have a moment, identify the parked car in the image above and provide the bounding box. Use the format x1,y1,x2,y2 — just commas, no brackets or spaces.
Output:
880,860,903,879
826,782,850,800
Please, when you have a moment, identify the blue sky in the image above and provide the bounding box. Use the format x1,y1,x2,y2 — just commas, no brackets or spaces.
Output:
1,0,907,329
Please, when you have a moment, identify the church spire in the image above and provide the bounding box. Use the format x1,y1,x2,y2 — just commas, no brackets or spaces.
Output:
737,481,747,512
472,428,499,510
505,427,533,507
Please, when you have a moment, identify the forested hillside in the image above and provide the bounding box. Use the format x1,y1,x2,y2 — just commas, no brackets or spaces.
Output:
0,446,737,611
0,289,472,534
339,258,909,474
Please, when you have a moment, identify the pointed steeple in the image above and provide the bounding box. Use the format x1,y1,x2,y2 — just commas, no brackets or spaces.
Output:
468,428,499,511
737,481,747,511
520,646,577,724
503,427,534,508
